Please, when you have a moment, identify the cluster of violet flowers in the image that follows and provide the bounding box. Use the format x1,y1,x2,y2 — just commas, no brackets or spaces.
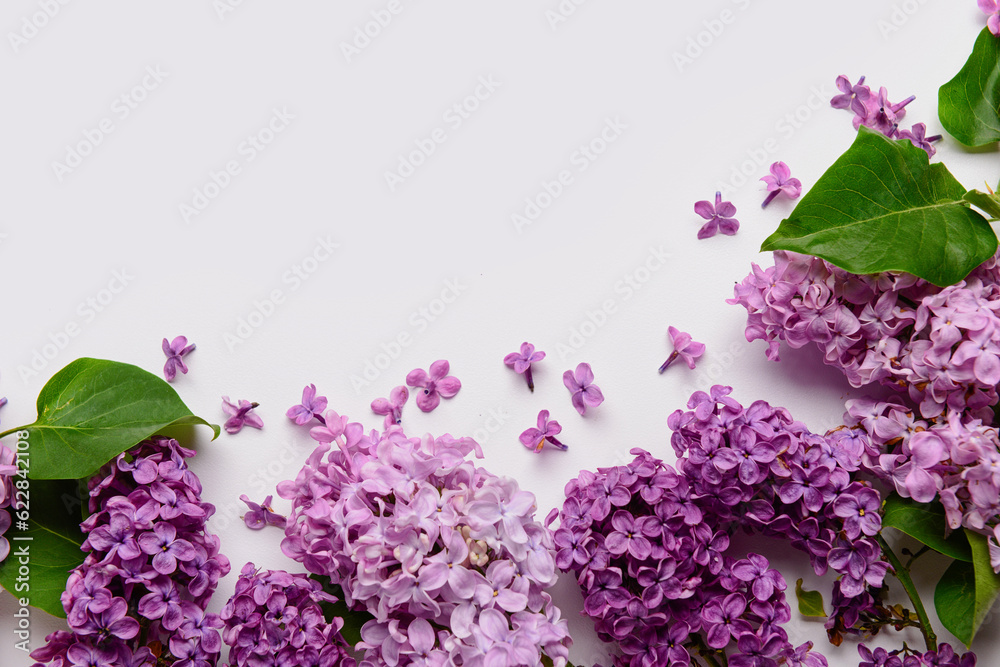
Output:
551,385,975,666
278,403,571,666
30,436,231,667
729,249,1000,573
830,75,940,157
220,563,355,667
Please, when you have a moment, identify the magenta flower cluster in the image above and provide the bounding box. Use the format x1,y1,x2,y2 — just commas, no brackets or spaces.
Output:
30,437,230,667
278,413,571,666
831,75,941,157
729,250,1000,575
220,563,355,667
549,384,922,666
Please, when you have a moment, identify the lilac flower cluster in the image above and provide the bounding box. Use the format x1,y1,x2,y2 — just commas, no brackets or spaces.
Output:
220,563,355,667
278,413,571,666
831,75,940,157
858,641,976,667
729,250,1000,421
30,437,230,667
550,385,900,666
729,250,1000,569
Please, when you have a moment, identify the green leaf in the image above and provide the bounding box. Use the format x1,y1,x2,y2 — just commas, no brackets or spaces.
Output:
760,127,997,287
881,493,972,562
794,578,826,617
964,189,1000,220
934,528,1000,647
939,27,1000,147
0,479,87,617
15,358,220,480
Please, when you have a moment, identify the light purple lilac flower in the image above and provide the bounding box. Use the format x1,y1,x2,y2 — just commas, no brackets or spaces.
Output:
563,362,604,416
761,161,802,208
694,191,740,239
660,326,706,372
981,0,1000,35
239,494,286,530
285,383,327,425
519,410,568,453
406,360,461,412
504,341,546,391
371,385,408,428
222,396,263,434
162,336,196,382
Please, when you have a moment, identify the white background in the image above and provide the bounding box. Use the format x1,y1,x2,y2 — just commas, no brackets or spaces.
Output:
2,1,1000,665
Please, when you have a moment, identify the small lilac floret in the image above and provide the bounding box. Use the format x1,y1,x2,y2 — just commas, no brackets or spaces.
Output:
563,362,604,416
694,191,740,239
162,336,196,382
504,341,546,391
222,396,263,434
761,162,802,208
660,326,705,372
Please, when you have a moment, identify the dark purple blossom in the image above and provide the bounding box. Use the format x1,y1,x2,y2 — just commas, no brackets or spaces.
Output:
504,341,546,391
406,360,461,412
222,396,263,434
695,191,740,239
563,362,604,416
285,383,327,425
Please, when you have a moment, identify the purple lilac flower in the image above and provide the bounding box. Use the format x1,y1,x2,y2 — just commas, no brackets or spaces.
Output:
285,383,327,425
0,509,10,563
220,563,355,667
280,411,570,666
162,336,196,382
831,74,867,109
239,494,286,530
563,362,604,416
406,360,462,412
897,122,942,158
371,385,408,428
981,0,1000,35
504,341,546,391
659,326,705,372
519,410,568,453
32,437,229,667
222,396,263,434
761,161,802,208
694,191,740,239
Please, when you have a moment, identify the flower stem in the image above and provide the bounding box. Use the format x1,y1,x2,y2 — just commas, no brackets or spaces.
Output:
525,366,535,392
877,534,937,652
0,426,23,440
761,190,780,208
659,351,678,374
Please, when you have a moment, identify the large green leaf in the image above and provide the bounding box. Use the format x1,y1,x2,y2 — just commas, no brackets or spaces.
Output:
760,128,997,287
881,493,972,562
0,479,87,617
16,358,220,479
934,529,1000,647
939,27,1000,147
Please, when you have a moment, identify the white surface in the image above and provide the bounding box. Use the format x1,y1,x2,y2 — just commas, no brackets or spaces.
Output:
1,1,998,665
